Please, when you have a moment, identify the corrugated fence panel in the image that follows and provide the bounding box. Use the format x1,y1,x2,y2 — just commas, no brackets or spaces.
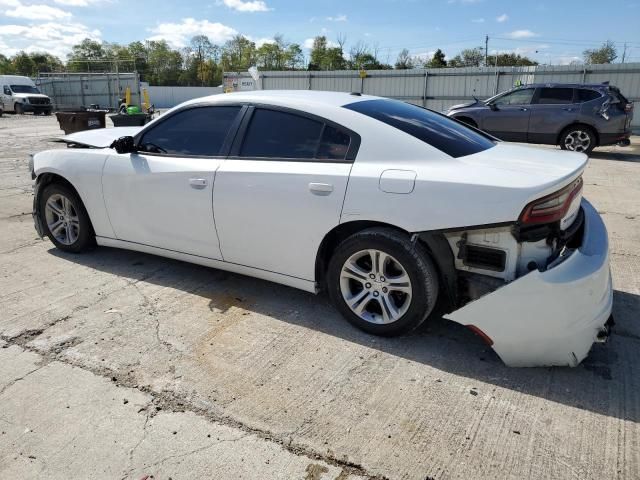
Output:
36,73,140,110
224,64,640,130
147,86,223,108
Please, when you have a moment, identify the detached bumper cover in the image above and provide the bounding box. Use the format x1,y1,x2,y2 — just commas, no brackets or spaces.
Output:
446,199,612,367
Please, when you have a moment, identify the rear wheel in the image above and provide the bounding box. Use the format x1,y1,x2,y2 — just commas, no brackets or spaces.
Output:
39,183,95,253
560,126,596,154
327,228,439,336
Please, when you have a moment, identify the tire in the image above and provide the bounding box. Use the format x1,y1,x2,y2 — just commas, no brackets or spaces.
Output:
327,227,439,336
560,125,596,154
39,183,95,253
44,110,52,116
14,103,24,115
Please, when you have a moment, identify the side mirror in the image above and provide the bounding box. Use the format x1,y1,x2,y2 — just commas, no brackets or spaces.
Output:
110,136,137,154
488,103,499,111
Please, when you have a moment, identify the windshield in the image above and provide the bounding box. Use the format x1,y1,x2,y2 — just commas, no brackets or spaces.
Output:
344,99,495,158
10,85,40,94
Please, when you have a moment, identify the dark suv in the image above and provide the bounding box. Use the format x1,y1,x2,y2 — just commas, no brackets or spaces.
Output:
447,83,633,153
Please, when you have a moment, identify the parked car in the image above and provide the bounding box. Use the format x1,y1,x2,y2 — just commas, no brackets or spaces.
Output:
0,75,52,115
30,91,613,367
447,83,633,153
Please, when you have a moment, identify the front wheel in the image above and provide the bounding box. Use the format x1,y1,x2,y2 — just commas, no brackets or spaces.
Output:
14,103,24,115
327,228,439,336
39,183,95,253
560,126,596,154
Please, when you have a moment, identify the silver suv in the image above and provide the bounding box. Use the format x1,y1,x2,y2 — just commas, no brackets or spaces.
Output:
447,83,633,153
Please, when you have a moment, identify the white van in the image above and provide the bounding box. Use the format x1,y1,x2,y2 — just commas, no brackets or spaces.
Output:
0,75,52,115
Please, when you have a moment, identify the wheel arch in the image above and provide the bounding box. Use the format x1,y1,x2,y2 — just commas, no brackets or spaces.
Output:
34,172,95,233
315,221,457,311
557,122,600,147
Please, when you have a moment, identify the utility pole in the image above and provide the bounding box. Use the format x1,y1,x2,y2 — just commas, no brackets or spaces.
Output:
622,42,627,63
484,35,489,66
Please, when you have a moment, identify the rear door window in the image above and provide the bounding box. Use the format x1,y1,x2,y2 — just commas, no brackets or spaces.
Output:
139,106,241,156
535,88,574,105
344,99,495,158
576,89,602,103
240,109,323,159
317,125,351,160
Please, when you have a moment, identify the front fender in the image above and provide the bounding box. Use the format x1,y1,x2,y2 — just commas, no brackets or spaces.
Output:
33,149,115,238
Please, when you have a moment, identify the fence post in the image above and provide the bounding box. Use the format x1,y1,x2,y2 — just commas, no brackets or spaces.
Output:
107,73,112,109
494,69,501,95
423,71,428,107
80,76,86,107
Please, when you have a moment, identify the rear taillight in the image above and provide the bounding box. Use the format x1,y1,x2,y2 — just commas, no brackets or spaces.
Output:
519,177,583,225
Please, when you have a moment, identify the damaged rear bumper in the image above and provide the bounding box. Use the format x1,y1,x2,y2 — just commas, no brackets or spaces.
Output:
446,199,612,367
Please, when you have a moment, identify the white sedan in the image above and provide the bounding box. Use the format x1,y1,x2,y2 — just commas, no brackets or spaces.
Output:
30,91,613,367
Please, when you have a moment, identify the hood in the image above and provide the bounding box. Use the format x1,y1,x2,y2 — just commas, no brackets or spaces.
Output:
14,93,49,99
61,126,143,148
448,98,481,111
459,142,588,197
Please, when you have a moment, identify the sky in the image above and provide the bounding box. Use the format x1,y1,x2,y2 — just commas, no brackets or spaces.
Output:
1,0,640,65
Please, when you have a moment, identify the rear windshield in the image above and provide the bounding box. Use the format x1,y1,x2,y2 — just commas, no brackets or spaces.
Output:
344,99,495,158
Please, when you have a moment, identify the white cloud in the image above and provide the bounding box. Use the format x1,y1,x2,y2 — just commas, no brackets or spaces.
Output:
148,18,238,48
4,3,72,20
471,18,485,23
0,21,101,58
303,37,338,49
496,13,508,22
245,35,276,47
220,0,270,12
413,50,436,61
53,0,106,5
326,14,347,22
505,29,538,39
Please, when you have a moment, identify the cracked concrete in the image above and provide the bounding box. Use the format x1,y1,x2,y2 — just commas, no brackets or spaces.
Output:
1,114,639,479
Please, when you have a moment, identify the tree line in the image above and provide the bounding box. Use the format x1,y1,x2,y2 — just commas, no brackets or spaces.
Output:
0,35,621,86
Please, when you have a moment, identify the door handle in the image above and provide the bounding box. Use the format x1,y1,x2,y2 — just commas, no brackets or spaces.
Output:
189,178,208,189
309,182,333,195
563,108,575,112
520,108,528,111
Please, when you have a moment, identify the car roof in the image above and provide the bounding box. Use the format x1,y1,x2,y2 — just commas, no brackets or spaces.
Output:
181,89,376,109
515,83,613,90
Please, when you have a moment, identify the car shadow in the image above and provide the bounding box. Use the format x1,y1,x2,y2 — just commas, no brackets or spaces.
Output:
49,246,640,423
589,149,640,163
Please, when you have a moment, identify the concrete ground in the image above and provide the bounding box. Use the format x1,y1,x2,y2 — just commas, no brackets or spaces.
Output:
0,113,639,480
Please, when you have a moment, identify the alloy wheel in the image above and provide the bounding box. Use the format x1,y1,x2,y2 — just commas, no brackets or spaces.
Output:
564,130,591,152
339,249,413,324
44,193,80,245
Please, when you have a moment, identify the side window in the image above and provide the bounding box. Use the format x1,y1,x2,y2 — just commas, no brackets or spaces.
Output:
493,88,534,106
240,109,323,159
576,89,602,103
535,88,574,105
317,125,351,160
139,106,240,156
